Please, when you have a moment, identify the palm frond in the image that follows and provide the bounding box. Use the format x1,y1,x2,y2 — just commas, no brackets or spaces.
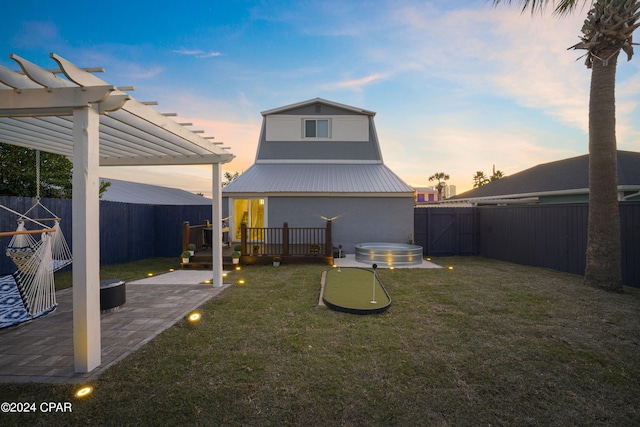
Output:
491,0,583,16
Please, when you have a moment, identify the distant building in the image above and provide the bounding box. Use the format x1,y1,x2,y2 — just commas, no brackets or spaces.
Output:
414,184,456,203
100,178,212,205
414,187,439,203
445,184,456,199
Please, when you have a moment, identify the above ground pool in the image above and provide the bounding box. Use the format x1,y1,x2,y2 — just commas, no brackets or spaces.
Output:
355,242,423,267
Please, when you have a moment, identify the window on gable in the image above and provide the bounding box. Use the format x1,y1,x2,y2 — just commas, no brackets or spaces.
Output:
304,119,329,138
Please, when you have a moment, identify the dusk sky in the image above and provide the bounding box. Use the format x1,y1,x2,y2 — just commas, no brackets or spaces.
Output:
2,0,639,197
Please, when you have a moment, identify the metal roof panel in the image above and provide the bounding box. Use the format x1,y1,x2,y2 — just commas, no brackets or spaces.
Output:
223,163,414,194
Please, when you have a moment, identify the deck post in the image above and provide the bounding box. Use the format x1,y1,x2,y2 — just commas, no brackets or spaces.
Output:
240,222,247,255
182,221,190,252
282,222,289,256
325,220,333,257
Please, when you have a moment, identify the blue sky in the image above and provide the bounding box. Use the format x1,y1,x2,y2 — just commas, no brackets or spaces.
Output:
2,0,639,196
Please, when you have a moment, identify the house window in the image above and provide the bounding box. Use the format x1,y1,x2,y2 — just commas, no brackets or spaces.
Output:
304,119,329,138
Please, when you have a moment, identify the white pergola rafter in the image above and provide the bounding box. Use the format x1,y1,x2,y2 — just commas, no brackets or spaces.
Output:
0,53,233,374
0,53,234,166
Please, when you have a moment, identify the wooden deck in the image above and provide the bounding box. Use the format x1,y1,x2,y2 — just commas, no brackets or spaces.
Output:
181,221,335,269
182,246,333,269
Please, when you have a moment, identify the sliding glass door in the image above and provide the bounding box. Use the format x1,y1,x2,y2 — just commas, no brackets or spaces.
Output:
233,198,265,241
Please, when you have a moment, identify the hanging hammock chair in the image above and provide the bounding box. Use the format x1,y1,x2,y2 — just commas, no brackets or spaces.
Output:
5,150,73,273
1,205,57,328
6,203,73,273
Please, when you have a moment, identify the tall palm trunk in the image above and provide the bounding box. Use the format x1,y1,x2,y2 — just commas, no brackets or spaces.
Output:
584,48,622,292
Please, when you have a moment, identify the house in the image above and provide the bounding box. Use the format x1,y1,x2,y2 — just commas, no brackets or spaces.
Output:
414,187,440,203
222,98,415,252
450,150,640,205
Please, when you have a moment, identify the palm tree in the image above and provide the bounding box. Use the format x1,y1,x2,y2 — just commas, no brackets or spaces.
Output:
493,0,639,292
490,165,505,181
428,172,450,200
473,171,491,188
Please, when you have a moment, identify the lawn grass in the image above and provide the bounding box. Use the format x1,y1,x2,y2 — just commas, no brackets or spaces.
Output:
4,256,640,426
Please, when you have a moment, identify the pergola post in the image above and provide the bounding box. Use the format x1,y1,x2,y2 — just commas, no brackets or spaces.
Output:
72,105,101,373
211,163,224,287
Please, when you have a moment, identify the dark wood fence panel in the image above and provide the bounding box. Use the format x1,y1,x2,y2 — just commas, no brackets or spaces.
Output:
414,207,477,256
99,202,156,264
478,202,638,287
155,205,211,257
478,204,588,275
415,202,638,287
620,202,640,286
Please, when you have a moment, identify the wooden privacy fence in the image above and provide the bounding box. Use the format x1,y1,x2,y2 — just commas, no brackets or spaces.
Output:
414,207,478,256
0,196,211,274
240,221,333,257
414,202,640,287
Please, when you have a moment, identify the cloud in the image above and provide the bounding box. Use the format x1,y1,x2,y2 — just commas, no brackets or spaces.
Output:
383,5,591,132
14,21,62,49
321,73,391,91
173,49,222,58
380,119,580,193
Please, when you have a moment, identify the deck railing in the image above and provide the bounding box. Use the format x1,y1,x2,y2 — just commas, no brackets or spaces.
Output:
241,222,332,257
182,220,210,251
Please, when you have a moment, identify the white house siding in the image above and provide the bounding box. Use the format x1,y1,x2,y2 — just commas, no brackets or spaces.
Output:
265,115,369,142
267,196,415,253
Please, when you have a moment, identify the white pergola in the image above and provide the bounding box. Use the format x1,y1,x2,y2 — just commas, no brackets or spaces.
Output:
0,53,234,373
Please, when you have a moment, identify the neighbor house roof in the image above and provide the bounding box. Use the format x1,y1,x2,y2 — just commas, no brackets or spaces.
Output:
222,163,414,196
451,150,640,202
101,178,212,205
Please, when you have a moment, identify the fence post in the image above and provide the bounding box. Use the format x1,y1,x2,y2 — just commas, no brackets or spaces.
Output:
283,222,289,256
182,221,190,251
325,220,333,257
241,223,247,255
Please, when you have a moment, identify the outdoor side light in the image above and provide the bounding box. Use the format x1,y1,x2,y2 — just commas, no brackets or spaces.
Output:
448,266,454,270
169,268,175,272
75,386,93,399
237,279,245,285
235,266,241,271
147,272,154,277
187,311,202,323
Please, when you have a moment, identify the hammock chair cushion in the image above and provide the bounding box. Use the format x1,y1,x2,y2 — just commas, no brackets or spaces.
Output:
0,275,55,329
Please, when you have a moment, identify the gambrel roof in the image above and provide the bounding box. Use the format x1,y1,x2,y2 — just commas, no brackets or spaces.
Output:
223,98,413,197
260,97,376,116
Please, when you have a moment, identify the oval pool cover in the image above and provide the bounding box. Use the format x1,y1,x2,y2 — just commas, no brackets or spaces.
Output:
322,267,391,315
